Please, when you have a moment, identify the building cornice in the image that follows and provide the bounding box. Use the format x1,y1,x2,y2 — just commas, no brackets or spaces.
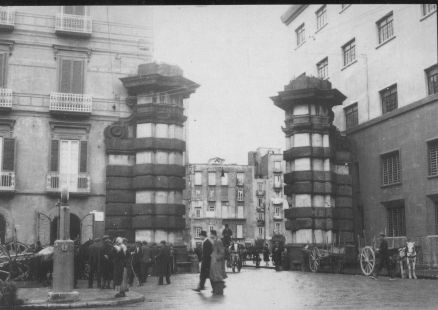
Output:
281,5,308,26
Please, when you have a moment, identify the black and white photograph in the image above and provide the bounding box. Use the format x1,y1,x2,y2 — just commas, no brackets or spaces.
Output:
0,3,436,309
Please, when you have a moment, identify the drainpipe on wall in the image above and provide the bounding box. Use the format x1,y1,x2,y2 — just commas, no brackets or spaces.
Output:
360,54,370,122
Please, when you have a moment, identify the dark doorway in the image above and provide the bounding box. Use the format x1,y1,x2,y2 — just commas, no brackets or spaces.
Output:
50,214,81,244
0,215,5,243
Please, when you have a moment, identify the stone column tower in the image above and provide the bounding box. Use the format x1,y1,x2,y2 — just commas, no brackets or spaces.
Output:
104,63,199,243
271,75,354,246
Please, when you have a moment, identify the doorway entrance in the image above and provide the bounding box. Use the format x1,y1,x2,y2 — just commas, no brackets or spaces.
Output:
50,214,81,244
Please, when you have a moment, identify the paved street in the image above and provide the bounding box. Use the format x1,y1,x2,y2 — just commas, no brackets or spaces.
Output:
88,268,438,310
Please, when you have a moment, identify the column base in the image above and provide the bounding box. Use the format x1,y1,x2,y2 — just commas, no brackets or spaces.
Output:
48,291,80,303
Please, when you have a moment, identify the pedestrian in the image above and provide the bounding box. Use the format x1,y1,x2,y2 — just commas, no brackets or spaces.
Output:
140,241,152,284
371,232,394,280
88,237,104,288
112,237,131,298
272,241,282,271
192,231,213,292
101,235,113,289
156,240,171,285
169,243,175,274
130,241,142,286
209,230,227,296
150,242,159,276
263,243,270,267
222,224,233,248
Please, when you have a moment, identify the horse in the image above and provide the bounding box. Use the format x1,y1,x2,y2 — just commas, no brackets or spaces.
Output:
399,242,417,279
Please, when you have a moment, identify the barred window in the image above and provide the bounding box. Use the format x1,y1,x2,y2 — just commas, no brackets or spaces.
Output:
387,206,405,237
426,65,438,95
316,5,327,30
344,103,358,129
380,84,398,114
422,4,437,16
382,151,401,185
342,39,356,67
317,57,328,79
296,23,305,46
377,13,394,44
428,139,438,176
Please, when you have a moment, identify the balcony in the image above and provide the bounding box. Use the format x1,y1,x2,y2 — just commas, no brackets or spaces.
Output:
274,181,282,189
273,215,283,221
256,189,265,196
256,207,265,213
49,92,92,116
0,172,15,192
0,89,12,111
55,13,92,37
257,219,265,227
0,7,15,31
46,172,90,195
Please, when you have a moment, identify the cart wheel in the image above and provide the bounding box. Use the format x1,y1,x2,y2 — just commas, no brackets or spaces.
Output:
360,246,376,276
308,247,320,273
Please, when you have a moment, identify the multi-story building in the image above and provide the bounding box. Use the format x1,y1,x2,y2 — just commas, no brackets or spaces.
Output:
280,4,438,247
248,147,287,242
0,6,196,246
186,158,254,248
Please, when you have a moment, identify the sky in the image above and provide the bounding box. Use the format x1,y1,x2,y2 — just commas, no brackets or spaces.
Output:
153,5,292,165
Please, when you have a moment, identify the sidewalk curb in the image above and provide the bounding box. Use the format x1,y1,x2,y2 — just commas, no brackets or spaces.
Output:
16,292,145,309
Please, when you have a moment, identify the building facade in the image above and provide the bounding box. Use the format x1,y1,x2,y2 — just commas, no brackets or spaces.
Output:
0,6,154,245
248,147,287,241
280,4,438,244
186,158,254,248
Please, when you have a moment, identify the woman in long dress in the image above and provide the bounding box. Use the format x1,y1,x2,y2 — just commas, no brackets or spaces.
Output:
209,230,227,295
112,237,131,297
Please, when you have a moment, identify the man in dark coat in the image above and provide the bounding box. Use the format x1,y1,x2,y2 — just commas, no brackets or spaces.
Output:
371,232,393,279
193,231,213,292
88,238,104,288
150,242,159,276
222,224,233,248
101,236,113,289
272,242,282,271
156,240,171,285
140,241,152,284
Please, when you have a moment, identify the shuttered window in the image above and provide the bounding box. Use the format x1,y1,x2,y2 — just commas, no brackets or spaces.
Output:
428,140,438,176
59,59,85,94
50,140,59,172
387,205,405,237
2,138,15,171
50,139,87,173
382,151,401,185
0,53,7,88
79,141,87,173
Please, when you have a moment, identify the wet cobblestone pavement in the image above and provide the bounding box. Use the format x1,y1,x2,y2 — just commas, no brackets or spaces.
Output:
88,268,438,310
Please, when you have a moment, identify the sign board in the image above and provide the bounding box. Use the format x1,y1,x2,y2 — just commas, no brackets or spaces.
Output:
92,211,104,222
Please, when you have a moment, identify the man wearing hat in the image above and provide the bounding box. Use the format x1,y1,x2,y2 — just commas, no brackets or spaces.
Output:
193,230,212,292
371,232,393,280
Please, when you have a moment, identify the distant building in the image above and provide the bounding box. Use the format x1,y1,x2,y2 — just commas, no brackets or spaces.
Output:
186,158,254,248
280,4,438,246
248,148,287,242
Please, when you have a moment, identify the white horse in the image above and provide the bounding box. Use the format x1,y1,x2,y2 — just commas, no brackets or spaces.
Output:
399,242,417,279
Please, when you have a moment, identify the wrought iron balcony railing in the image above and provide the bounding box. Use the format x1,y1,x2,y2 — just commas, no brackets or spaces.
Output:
256,189,265,196
0,89,13,109
49,92,92,114
0,172,15,191
257,219,265,226
0,7,15,29
55,13,92,36
46,172,90,194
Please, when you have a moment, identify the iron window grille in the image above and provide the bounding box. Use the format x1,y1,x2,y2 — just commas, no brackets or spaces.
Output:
426,65,438,95
377,13,394,44
387,206,405,237
344,103,358,129
317,57,328,79
422,4,437,16
342,39,356,67
316,5,327,30
296,23,305,46
381,151,401,185
380,84,398,114
428,139,438,176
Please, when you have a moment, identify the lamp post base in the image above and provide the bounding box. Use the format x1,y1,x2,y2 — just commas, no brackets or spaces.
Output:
48,291,80,303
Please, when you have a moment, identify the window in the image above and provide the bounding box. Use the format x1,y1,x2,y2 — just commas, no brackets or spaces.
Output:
422,4,437,16
377,13,394,44
195,208,201,218
258,227,264,237
387,205,406,237
236,173,244,186
426,65,438,95
317,58,328,79
258,198,264,208
221,187,228,201
344,103,358,129
0,137,15,177
236,225,243,238
295,23,305,46
257,182,263,191
63,6,85,15
275,223,281,234
194,172,202,186
221,172,228,186
209,225,214,233
274,175,282,188
380,84,398,114
275,207,281,217
237,205,244,218
194,227,202,238
257,213,264,221
428,139,438,176
342,39,356,67
274,161,282,171
381,151,401,185
237,189,244,201
59,58,85,94
194,187,202,199
208,202,215,212
316,5,327,30
0,52,7,88
208,172,216,186
208,187,215,201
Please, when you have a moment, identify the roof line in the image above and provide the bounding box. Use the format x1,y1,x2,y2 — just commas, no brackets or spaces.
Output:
281,5,308,25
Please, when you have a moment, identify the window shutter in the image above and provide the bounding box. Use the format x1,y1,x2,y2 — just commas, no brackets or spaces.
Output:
79,141,87,173
0,53,6,88
2,138,15,171
71,60,84,94
50,140,59,172
60,59,72,93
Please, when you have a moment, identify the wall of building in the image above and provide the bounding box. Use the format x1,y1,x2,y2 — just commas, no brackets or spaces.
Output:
282,4,437,131
0,6,153,244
